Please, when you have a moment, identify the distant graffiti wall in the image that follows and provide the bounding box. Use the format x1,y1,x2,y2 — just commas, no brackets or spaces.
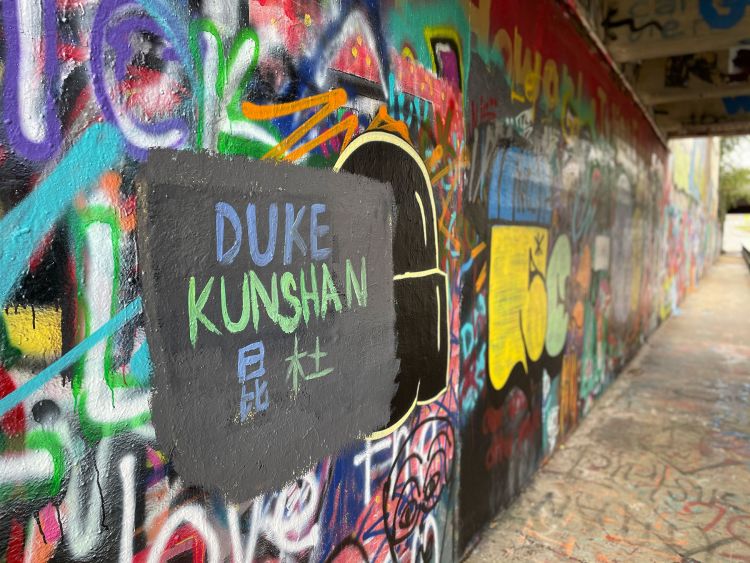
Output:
0,0,719,561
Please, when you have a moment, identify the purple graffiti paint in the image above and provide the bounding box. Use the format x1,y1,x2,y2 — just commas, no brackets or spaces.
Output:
90,0,190,159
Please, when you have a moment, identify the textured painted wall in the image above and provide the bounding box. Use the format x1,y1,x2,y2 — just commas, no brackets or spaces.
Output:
0,0,719,561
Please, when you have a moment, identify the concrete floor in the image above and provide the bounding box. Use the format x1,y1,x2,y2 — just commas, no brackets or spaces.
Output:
466,255,750,563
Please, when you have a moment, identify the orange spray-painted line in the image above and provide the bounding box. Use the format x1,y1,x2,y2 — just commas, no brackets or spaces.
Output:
471,242,486,259
475,262,487,292
431,164,452,186
367,105,411,142
242,88,358,162
426,144,444,171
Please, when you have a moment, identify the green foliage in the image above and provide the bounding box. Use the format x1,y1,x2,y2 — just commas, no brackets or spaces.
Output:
719,136,750,221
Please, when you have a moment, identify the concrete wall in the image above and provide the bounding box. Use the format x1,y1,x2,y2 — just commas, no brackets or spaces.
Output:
0,0,719,560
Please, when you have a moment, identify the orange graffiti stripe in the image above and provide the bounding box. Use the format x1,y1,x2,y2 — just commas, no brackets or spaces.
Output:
366,105,411,142
241,88,358,162
437,191,460,254
431,163,452,186
471,242,487,259
426,145,444,171
475,262,487,292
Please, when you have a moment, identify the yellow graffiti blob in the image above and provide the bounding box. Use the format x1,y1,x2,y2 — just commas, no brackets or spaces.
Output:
489,226,548,390
3,306,62,361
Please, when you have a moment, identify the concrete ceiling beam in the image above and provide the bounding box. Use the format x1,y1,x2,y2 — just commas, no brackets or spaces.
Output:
654,96,750,137
633,47,750,105
602,0,750,63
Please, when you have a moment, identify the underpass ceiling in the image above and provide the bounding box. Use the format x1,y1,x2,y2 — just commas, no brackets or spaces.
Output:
574,0,750,137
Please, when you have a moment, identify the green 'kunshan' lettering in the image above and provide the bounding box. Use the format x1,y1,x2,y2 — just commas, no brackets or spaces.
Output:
188,276,222,347
187,257,369,345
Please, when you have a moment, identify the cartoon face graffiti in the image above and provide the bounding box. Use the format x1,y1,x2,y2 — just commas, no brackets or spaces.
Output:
382,417,455,560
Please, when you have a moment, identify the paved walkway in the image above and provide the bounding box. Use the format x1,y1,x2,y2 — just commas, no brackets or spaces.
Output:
466,255,750,563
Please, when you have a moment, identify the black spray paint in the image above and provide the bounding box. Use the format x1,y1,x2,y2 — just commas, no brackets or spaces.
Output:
335,133,449,428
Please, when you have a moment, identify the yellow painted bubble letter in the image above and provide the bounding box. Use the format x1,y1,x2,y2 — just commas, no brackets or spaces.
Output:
489,226,549,389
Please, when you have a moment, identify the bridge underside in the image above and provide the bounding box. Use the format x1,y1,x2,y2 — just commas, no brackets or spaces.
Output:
576,0,750,137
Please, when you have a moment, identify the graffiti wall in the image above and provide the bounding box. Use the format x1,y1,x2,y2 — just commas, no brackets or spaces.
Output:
0,0,719,560
665,136,722,311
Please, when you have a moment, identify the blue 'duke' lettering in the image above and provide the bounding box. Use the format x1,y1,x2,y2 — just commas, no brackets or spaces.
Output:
215,202,332,267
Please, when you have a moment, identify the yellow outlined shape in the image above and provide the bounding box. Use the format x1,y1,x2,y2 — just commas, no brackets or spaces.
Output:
424,26,464,91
